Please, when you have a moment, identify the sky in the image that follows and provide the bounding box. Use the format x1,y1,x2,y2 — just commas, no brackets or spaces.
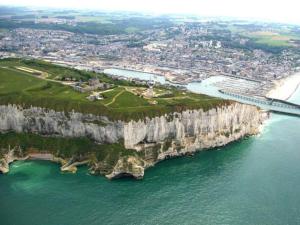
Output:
1,0,300,24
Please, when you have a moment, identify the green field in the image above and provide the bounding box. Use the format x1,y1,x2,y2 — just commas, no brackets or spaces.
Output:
248,32,293,46
0,58,227,121
242,31,300,47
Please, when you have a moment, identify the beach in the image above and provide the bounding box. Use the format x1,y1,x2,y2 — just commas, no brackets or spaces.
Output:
267,72,300,100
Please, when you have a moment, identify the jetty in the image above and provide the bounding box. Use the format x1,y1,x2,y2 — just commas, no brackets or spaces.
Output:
220,90,300,116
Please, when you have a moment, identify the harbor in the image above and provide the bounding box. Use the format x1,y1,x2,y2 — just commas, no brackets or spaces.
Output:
104,68,300,116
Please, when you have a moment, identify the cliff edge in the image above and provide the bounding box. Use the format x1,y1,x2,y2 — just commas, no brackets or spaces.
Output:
0,103,267,179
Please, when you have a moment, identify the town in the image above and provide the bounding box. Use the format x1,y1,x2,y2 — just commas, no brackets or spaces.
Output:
1,18,300,98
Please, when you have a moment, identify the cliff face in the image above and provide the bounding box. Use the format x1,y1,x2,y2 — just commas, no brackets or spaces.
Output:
124,104,265,162
0,105,124,143
0,103,267,178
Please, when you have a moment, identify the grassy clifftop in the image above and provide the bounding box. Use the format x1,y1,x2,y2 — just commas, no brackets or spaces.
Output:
0,58,228,121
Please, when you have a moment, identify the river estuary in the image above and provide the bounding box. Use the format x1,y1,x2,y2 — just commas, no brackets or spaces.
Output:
1,70,300,225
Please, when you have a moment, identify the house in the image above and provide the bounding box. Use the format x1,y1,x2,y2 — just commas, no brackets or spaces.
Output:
88,78,100,86
87,92,103,101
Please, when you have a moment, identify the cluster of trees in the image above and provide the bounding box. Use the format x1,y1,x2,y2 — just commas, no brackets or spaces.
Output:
0,17,173,35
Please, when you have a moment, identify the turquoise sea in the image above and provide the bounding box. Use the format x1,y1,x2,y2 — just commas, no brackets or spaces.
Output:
2,83,300,225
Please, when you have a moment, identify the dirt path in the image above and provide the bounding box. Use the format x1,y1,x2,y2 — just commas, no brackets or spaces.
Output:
105,90,125,106
99,89,115,94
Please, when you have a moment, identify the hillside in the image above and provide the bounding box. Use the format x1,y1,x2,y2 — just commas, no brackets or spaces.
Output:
0,58,266,179
0,58,228,121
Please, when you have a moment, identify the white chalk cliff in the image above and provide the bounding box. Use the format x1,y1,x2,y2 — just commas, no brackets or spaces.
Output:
0,103,267,178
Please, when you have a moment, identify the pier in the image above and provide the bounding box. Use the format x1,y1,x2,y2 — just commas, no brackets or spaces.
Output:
219,90,300,116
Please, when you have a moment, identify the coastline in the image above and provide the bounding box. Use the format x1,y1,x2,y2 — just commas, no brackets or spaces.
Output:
0,151,87,174
267,72,300,101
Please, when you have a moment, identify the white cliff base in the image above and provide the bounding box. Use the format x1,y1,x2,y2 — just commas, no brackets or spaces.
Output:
124,103,267,161
0,103,267,178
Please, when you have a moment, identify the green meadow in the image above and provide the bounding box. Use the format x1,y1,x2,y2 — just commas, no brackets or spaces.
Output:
245,31,300,47
0,58,227,121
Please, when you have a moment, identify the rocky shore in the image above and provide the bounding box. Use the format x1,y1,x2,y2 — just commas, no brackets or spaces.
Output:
0,148,88,175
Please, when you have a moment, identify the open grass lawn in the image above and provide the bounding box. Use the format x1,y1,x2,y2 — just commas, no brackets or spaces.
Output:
255,36,292,47
246,31,300,47
0,58,139,87
0,67,44,94
0,58,95,81
101,87,125,105
110,90,149,108
0,66,111,116
0,58,227,121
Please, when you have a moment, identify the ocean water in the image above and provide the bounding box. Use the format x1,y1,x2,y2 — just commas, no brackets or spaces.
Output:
2,70,300,225
1,113,300,225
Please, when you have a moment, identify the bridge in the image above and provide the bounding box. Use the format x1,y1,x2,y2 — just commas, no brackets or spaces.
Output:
219,90,300,116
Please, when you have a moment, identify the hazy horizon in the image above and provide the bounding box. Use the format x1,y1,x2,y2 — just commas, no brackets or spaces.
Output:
1,0,300,25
